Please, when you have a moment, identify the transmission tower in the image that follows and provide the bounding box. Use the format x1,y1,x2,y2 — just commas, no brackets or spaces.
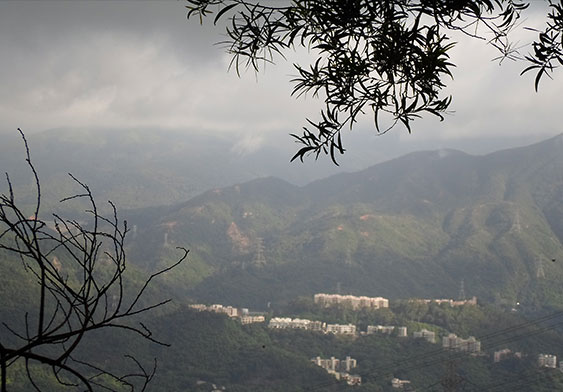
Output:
441,357,464,392
510,210,522,233
253,237,266,267
535,257,545,279
345,248,352,265
458,279,466,301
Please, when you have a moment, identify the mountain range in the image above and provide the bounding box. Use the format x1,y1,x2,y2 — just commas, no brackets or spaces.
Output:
0,128,361,212
116,133,563,310
4,130,563,390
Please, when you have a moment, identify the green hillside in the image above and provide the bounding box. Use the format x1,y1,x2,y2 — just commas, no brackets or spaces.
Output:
124,134,563,310
5,134,563,390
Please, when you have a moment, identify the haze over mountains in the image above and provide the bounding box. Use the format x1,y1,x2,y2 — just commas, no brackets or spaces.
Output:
117,133,563,310
0,128,357,211
3,129,563,310
0,128,550,210
4,129,563,390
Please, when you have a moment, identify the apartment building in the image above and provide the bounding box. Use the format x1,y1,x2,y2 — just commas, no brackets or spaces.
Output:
268,317,326,331
410,296,478,307
240,315,265,324
311,356,361,385
314,293,389,310
325,323,357,335
367,325,395,335
366,325,408,337
494,348,512,363
538,354,557,368
413,329,436,344
442,333,481,353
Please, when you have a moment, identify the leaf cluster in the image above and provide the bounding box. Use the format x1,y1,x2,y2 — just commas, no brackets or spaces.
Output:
521,0,563,91
187,0,528,163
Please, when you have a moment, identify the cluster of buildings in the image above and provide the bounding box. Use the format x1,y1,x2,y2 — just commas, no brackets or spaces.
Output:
366,325,407,337
409,330,482,353
268,318,411,338
268,317,356,335
410,296,478,307
268,318,325,331
314,293,389,310
189,304,265,325
311,356,362,386
269,315,483,355
189,294,563,391
505,353,563,371
442,333,481,353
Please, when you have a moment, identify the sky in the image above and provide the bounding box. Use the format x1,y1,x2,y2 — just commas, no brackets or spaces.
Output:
0,0,561,172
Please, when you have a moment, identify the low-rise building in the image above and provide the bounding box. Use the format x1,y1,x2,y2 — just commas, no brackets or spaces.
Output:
366,325,408,336
268,317,326,331
442,334,481,353
397,326,408,337
391,377,411,389
308,320,325,331
190,303,267,323
367,325,395,335
341,373,362,386
223,306,239,318
341,356,357,372
413,329,436,344
314,293,389,310
494,348,512,363
268,317,292,329
240,315,265,324
410,296,477,307
311,356,341,372
192,304,240,318
326,323,357,335
538,354,557,368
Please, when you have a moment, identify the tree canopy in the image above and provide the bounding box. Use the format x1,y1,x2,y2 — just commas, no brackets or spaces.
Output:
186,0,563,164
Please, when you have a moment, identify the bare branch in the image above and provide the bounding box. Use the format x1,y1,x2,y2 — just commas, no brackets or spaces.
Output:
0,130,185,391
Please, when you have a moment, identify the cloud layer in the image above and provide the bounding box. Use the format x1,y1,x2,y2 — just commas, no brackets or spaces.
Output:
0,1,560,159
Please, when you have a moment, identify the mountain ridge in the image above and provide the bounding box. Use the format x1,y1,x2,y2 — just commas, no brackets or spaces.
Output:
118,133,563,310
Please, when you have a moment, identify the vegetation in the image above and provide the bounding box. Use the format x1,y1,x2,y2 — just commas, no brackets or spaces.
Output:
110,135,563,311
4,133,563,389
4,247,563,391
126,300,563,391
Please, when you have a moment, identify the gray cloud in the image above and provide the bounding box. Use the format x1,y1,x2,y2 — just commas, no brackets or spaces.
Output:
0,0,561,164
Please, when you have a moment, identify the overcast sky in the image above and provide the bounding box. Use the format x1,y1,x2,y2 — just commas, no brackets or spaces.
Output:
0,0,561,170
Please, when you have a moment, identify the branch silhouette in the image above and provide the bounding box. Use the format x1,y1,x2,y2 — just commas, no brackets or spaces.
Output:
0,129,187,391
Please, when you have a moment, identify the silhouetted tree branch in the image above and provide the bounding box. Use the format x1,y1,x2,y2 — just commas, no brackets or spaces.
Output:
0,129,188,391
187,0,561,164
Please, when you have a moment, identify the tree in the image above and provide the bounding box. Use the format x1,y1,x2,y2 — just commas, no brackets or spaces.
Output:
0,130,188,391
186,0,563,164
